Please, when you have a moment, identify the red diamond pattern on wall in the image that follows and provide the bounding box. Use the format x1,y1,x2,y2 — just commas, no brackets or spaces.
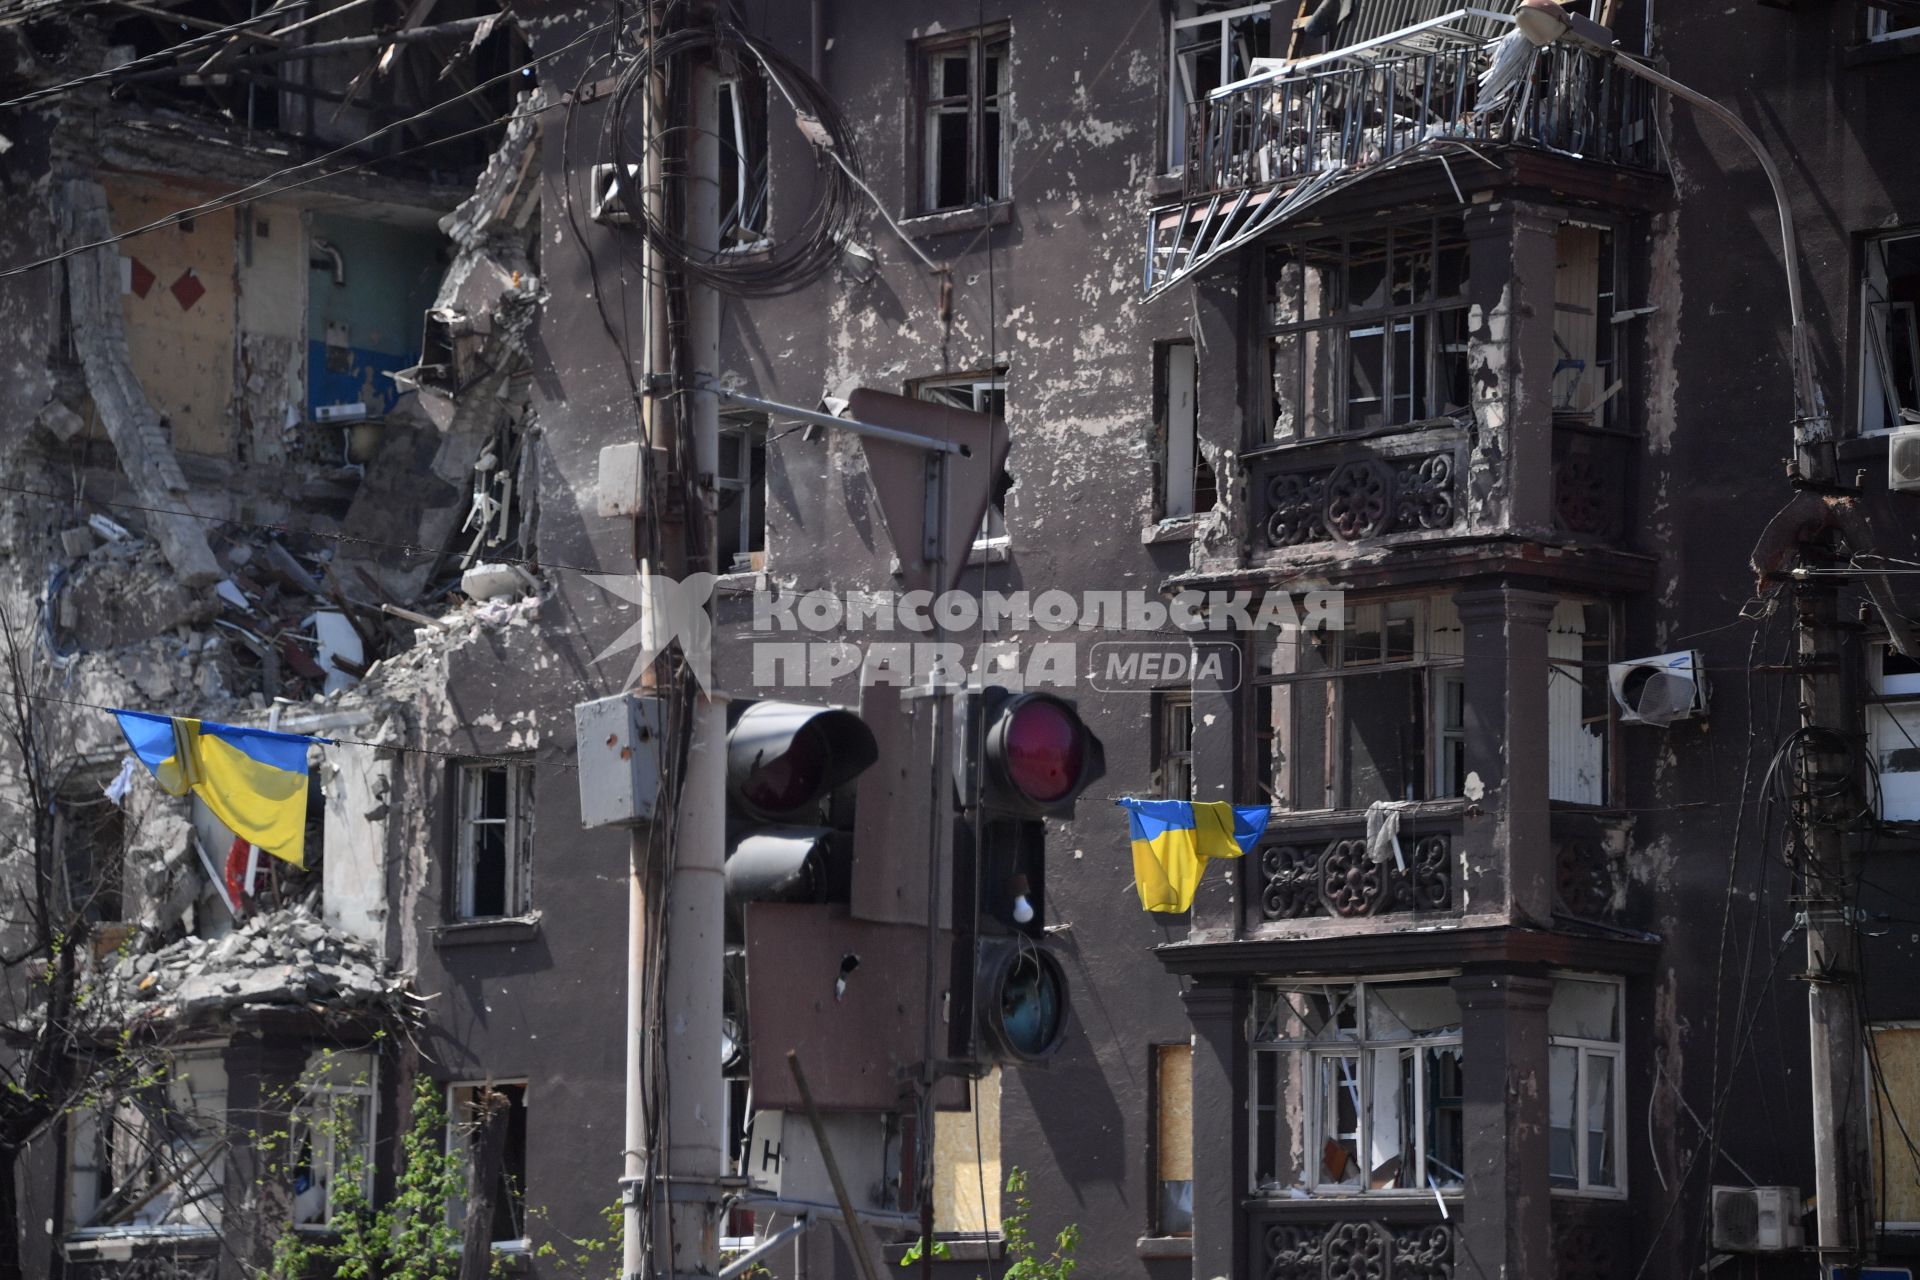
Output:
127,257,155,299
169,269,205,311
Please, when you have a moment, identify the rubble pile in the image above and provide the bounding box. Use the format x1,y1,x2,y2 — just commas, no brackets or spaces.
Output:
85,904,398,1029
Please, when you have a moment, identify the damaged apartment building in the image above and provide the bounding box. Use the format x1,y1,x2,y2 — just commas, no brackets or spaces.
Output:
3,1,1920,1280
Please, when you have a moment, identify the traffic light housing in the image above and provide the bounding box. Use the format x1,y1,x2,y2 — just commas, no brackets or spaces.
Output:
724,700,879,906
955,689,1104,1064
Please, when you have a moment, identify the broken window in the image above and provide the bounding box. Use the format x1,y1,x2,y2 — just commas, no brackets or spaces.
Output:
931,1068,1001,1238
1158,341,1218,520
1869,1022,1920,1226
1251,978,1464,1195
68,1047,228,1235
1869,5,1920,40
455,762,534,920
1266,218,1472,441
447,1082,530,1246
718,74,771,250
1869,642,1920,820
56,782,126,926
1157,689,1196,801
1553,223,1624,427
1547,976,1624,1196
1153,1043,1194,1236
1166,2,1274,171
1861,229,1920,434
291,1050,377,1230
914,370,1011,547
1254,596,1464,812
1548,601,1612,806
717,414,769,574
917,28,1010,213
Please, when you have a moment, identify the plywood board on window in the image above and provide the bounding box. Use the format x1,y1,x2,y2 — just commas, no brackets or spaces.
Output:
933,1068,1001,1236
1873,1025,1920,1224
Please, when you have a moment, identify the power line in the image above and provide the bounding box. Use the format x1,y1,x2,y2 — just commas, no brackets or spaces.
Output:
0,17,617,282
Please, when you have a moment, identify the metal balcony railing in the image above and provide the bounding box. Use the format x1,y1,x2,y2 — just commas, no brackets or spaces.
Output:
1144,33,1661,298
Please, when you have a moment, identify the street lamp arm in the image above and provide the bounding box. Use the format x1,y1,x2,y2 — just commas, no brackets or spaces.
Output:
1601,54,1826,443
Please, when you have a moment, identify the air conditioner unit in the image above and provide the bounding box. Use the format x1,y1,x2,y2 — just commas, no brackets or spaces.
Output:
588,163,641,226
1710,1185,1802,1253
1890,422,1920,493
1608,650,1707,727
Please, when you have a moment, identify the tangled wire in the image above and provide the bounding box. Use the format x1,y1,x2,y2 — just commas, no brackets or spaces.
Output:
601,16,862,295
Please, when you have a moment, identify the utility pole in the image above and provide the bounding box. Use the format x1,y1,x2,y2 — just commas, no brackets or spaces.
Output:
621,2,727,1276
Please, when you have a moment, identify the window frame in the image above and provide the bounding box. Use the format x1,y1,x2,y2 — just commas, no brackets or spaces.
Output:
1149,1040,1195,1238
911,369,1010,550
914,27,1010,214
1868,6,1920,41
1867,640,1920,820
1166,2,1274,172
716,413,768,574
1248,973,1466,1199
1546,973,1627,1200
1156,688,1196,802
1859,228,1920,436
445,1080,531,1250
716,73,770,252
454,761,534,922
1250,595,1465,814
1156,339,1217,520
1263,217,1474,444
1867,1020,1920,1229
291,1051,378,1232
67,1043,229,1237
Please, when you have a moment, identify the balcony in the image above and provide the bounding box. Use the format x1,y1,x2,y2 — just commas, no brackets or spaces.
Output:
1143,14,1661,298
1250,1201,1456,1280
1248,422,1468,556
1244,808,1464,933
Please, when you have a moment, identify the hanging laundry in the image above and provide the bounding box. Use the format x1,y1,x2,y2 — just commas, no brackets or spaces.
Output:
1118,798,1271,914
112,709,324,867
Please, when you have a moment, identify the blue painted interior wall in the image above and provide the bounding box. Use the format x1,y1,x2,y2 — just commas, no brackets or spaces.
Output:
306,214,442,417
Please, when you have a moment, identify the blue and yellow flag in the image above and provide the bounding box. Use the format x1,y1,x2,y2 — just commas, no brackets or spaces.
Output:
113,710,319,868
1118,798,1271,914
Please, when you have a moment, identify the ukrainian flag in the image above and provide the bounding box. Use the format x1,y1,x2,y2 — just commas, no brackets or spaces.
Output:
1118,798,1271,914
113,710,318,868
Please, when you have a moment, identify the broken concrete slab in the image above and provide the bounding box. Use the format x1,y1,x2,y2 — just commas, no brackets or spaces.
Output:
57,179,221,587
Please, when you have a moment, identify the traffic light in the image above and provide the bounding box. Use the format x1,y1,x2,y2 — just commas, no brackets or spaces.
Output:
956,689,1105,1063
724,700,879,905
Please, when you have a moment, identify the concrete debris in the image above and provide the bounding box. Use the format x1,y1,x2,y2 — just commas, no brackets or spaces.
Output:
62,542,215,651
80,903,397,1032
36,399,86,442
460,561,535,601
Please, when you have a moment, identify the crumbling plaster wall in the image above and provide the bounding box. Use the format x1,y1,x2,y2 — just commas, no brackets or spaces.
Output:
102,178,238,459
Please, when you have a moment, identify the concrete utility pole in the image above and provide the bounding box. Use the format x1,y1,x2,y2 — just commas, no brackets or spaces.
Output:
622,3,728,1276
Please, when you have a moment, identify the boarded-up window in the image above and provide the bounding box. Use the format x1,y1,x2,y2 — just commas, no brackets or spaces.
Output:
932,1068,1001,1237
1871,1024,1920,1225
1869,644,1920,821
1155,1044,1194,1236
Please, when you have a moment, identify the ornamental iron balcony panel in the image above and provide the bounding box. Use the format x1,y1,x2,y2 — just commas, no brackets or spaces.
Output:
1551,421,1634,542
1250,426,1467,554
1551,1195,1630,1280
1246,813,1462,929
1255,1211,1457,1280
1551,808,1632,927
1145,34,1659,298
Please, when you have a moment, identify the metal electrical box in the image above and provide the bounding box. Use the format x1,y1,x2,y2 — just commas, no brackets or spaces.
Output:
574,693,666,828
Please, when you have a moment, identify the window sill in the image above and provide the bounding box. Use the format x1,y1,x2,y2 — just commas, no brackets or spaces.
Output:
1136,1235,1193,1259
1142,517,1200,545
899,201,1012,240
1845,32,1920,67
432,914,542,947
882,1236,1004,1264
969,536,1011,566
1550,1185,1628,1202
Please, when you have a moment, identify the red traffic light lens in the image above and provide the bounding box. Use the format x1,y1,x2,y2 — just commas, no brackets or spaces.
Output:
741,723,828,814
1004,699,1084,804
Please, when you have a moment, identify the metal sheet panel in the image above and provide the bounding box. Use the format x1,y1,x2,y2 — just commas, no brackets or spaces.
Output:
745,904,951,1112
848,387,1010,594
849,684,949,928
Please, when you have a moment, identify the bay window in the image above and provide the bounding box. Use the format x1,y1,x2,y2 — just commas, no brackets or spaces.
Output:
1251,977,1464,1196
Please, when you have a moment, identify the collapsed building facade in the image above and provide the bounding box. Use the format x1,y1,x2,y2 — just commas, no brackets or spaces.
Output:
2,1,1920,1279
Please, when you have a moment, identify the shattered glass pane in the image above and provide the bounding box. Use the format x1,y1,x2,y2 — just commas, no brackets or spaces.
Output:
1548,1044,1579,1188
1548,978,1618,1041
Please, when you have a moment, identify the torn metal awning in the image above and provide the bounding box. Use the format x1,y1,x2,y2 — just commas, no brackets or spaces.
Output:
1144,17,1659,299
1214,6,1516,96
